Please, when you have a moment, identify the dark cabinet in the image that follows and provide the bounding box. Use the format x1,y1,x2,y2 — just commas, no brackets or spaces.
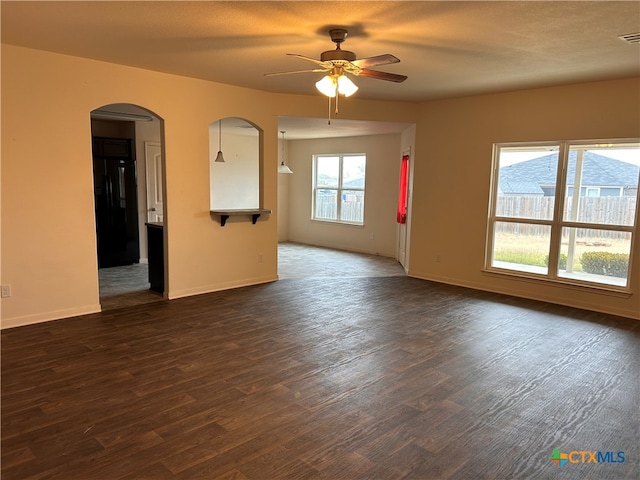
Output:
146,223,164,293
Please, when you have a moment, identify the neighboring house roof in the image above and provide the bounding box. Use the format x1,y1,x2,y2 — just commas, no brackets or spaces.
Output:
317,176,365,189
499,180,544,195
343,178,365,188
499,151,639,195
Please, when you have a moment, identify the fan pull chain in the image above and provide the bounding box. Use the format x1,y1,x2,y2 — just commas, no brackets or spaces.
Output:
326,89,342,125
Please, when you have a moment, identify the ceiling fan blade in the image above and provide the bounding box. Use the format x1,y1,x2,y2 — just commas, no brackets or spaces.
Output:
287,53,327,66
356,68,408,83
351,54,400,68
265,68,328,77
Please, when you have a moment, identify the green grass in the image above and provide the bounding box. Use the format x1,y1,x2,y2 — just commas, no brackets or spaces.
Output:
494,250,582,271
493,250,547,267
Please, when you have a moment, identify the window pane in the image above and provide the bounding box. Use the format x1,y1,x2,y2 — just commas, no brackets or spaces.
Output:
495,146,559,220
558,227,631,287
343,155,366,189
340,190,364,223
564,145,639,226
492,222,551,274
315,189,337,220
316,156,339,188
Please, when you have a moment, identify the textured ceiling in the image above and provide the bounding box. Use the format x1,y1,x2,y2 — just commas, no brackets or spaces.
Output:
2,1,639,138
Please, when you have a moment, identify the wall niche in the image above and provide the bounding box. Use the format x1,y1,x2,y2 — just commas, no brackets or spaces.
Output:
209,117,269,225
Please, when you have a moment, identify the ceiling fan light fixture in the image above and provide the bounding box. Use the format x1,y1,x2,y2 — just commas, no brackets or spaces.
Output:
315,75,337,97
267,27,406,118
315,74,358,98
337,75,358,97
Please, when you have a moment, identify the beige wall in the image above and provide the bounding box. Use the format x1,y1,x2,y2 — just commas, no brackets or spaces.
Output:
0,45,415,328
410,77,640,319
1,44,638,327
286,134,405,257
277,140,291,242
1,45,281,327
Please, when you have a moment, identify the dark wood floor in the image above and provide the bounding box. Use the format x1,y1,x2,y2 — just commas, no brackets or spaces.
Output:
97,242,406,311
2,276,638,479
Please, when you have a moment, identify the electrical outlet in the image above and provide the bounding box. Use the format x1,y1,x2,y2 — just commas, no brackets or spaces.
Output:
1,285,11,298
370,233,375,240
435,254,441,263
258,253,264,263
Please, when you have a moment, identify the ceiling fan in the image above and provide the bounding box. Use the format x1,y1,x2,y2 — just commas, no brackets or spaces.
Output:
266,28,408,122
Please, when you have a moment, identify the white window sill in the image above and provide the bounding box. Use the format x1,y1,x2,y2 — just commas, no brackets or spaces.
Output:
311,219,364,227
484,262,632,298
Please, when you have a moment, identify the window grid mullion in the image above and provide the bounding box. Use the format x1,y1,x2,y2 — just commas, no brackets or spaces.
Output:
493,217,553,227
548,142,568,280
337,155,343,221
485,145,503,267
561,221,634,233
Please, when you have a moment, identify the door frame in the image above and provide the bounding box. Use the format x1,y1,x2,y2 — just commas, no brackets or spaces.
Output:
145,141,163,224
91,104,167,303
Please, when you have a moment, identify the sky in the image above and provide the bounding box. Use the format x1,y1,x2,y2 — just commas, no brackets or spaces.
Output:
602,149,640,166
500,147,640,167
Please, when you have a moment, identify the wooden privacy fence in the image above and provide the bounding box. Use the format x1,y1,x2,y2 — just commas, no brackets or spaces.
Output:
496,196,637,239
315,194,364,223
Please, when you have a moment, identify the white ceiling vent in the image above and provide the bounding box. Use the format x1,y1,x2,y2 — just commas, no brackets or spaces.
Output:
618,33,640,44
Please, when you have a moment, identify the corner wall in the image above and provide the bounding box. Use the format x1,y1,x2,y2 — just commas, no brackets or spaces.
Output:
410,77,640,319
287,134,404,257
0,44,417,328
0,45,280,327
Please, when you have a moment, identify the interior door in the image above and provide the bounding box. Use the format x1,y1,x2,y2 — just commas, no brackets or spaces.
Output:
145,142,163,222
397,149,410,270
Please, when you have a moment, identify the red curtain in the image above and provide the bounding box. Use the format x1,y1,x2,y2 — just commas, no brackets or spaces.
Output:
397,154,409,223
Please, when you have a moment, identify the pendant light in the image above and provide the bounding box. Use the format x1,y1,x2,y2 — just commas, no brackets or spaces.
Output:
278,130,293,174
214,119,225,163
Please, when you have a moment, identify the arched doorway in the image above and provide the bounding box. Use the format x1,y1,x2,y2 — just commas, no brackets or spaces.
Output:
90,103,166,310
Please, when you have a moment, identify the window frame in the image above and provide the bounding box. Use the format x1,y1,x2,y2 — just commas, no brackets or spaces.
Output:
312,153,367,226
485,138,639,293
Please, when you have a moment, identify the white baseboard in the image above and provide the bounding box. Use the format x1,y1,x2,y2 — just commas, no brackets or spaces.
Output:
168,275,278,300
1,304,102,330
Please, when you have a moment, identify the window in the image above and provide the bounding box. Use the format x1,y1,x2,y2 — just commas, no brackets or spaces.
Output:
313,154,366,225
487,140,640,289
